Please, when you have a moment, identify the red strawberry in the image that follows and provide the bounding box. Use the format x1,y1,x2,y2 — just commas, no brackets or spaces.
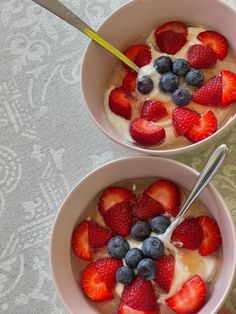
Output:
145,179,180,217
192,76,222,106
198,215,222,256
81,262,113,302
187,44,217,68
118,277,160,314
141,99,168,122
172,107,200,136
104,201,133,237
197,30,228,60
155,254,175,293
129,118,166,146
122,72,138,95
109,87,132,120
88,221,113,248
71,221,92,260
123,45,152,71
155,21,187,36
221,70,236,106
134,193,164,221
186,111,218,143
95,257,123,289
98,186,135,216
156,31,187,55
170,217,203,250
166,275,206,314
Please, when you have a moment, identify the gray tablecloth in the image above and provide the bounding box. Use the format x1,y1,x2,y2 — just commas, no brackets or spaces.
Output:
0,0,235,313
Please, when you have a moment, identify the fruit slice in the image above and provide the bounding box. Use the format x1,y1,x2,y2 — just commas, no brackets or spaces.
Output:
166,275,206,314
88,221,113,248
109,87,132,120
172,107,200,136
221,70,236,106
170,217,203,250
98,186,135,216
198,215,222,256
187,44,217,69
155,21,187,36
129,118,166,146
122,72,138,95
155,254,175,293
123,45,152,70
186,111,218,143
95,257,123,289
192,76,222,106
134,193,164,221
71,221,92,260
141,99,168,122
156,31,187,55
197,30,228,60
145,179,181,217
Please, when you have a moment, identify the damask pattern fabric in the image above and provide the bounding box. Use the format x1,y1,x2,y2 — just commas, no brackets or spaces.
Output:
0,0,235,313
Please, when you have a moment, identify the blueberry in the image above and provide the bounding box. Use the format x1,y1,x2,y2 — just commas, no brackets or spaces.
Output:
186,69,204,86
154,56,172,74
131,221,151,241
172,59,189,76
108,236,130,259
159,73,179,93
172,87,192,106
150,215,171,234
137,76,154,94
116,266,135,285
125,248,144,268
137,258,157,280
142,237,164,260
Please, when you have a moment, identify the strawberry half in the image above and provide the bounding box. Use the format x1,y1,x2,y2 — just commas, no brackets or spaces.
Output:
187,44,217,69
155,21,187,36
104,201,133,237
122,72,138,95
129,118,166,146
155,254,175,293
72,221,92,260
192,76,222,106
166,275,206,314
95,257,123,289
186,111,218,143
98,186,135,216
197,30,228,60
109,87,132,120
141,99,168,122
221,70,236,106
145,179,181,217
171,217,204,250
118,277,160,314
88,221,113,248
134,193,164,221
198,215,222,256
172,107,200,136
123,45,152,71
156,31,187,55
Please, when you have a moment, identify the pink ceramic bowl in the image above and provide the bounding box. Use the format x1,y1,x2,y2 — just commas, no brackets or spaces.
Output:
81,0,236,156
50,156,236,314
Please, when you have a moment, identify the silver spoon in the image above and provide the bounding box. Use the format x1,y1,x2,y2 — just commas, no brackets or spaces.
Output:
32,0,139,73
164,144,228,239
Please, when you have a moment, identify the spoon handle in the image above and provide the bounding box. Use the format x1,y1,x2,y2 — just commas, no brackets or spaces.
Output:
32,0,139,73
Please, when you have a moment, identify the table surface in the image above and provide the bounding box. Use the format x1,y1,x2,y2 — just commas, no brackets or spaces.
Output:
0,0,236,313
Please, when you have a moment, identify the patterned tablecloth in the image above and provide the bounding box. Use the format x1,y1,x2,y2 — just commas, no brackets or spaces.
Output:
0,0,235,313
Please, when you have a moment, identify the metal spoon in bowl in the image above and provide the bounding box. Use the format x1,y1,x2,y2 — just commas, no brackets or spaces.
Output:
32,0,139,73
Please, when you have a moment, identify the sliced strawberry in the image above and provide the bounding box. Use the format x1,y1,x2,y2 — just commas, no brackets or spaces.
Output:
134,193,164,221
172,107,200,136
197,30,228,60
155,21,187,36
192,76,222,106
145,179,180,217
104,201,133,237
98,186,135,216
170,217,203,250
186,111,218,143
129,118,166,146
81,262,114,302
95,257,123,289
123,45,152,71
221,70,236,106
141,99,168,122
71,221,92,260
122,72,138,95
118,277,160,314
198,215,222,256
155,254,175,293
166,275,206,314
187,44,217,69
88,221,113,248
109,87,132,120
156,31,187,55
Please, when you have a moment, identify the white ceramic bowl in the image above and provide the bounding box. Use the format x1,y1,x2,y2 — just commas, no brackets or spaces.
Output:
50,156,236,314
81,0,236,156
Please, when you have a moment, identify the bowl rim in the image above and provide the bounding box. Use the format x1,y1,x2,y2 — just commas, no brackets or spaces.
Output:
50,155,236,314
